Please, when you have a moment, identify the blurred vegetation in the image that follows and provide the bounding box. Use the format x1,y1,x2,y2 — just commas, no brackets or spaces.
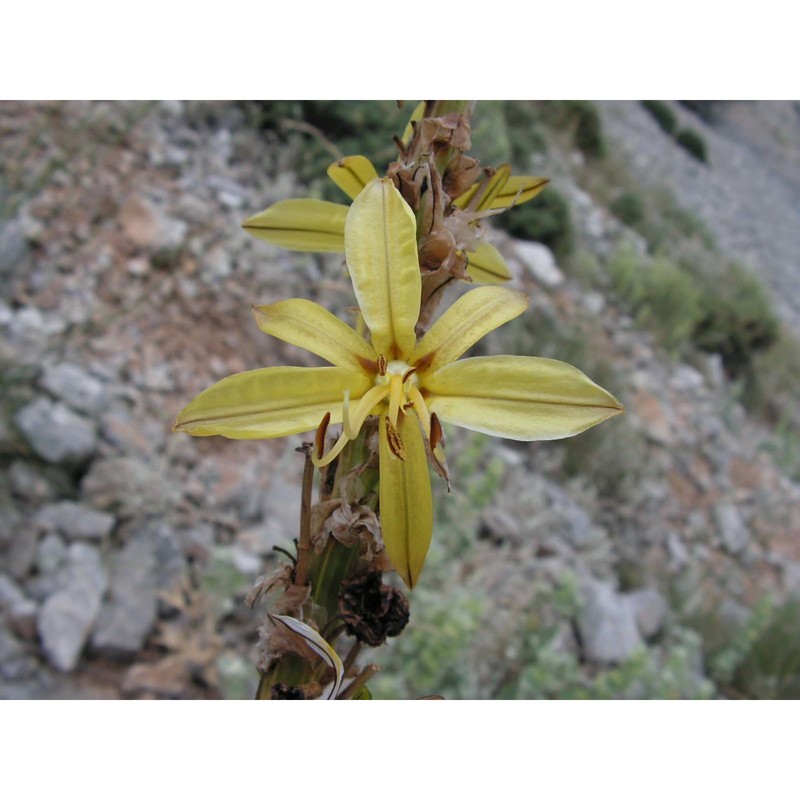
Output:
682,594,800,699
640,100,677,135
676,127,709,163
372,431,710,700
238,100,409,199
493,189,574,257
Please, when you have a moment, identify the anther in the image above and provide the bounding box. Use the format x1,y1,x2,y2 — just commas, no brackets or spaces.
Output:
377,355,388,376
430,412,443,450
401,366,417,383
315,412,331,460
385,417,406,461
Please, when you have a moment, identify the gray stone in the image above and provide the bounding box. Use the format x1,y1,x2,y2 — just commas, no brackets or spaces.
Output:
36,532,67,574
0,624,38,681
8,459,58,501
6,519,39,580
713,503,749,555
627,588,668,639
15,398,97,464
578,579,643,664
0,220,30,276
670,364,705,393
39,362,108,415
34,500,115,541
513,241,565,288
782,560,800,593
0,575,38,639
91,523,182,657
37,543,107,671
81,456,181,518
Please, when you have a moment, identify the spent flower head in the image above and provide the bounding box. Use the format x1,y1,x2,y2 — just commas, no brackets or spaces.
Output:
174,179,623,587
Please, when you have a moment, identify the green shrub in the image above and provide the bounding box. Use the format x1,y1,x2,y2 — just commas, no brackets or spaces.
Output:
565,100,606,158
641,100,677,135
493,188,573,257
239,100,407,197
691,262,779,377
749,333,800,426
731,597,800,698
610,191,645,227
501,101,549,165
608,245,704,355
676,127,709,163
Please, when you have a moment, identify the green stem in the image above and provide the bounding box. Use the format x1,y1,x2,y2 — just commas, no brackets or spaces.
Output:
256,429,377,699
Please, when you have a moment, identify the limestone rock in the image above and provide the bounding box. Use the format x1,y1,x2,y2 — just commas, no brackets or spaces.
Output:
37,543,107,671
578,579,643,664
15,398,97,465
513,241,565,288
34,501,116,541
39,362,108,415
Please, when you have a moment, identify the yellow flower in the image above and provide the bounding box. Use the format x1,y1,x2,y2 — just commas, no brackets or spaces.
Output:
175,179,623,588
241,154,549,285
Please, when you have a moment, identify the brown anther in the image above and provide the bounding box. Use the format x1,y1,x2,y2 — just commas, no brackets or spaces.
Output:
401,366,417,383
430,412,443,450
377,354,388,376
384,417,406,461
314,412,331,460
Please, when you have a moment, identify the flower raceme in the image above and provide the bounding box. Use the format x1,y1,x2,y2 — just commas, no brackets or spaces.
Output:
174,179,623,588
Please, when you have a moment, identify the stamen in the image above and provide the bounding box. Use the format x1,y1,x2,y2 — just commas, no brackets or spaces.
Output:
312,427,350,468
430,412,443,450
377,355,387,376
408,386,431,439
401,366,417,383
384,417,406,461
314,412,331,460
388,374,404,426
342,390,355,440
350,384,391,437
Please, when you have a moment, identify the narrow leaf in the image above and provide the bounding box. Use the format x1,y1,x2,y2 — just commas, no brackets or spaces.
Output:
327,155,379,201
242,198,347,252
270,614,344,700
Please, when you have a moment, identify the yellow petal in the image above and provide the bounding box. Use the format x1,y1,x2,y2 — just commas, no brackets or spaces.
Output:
465,242,513,284
252,299,377,373
326,155,380,201
423,356,623,440
173,366,370,439
412,286,529,374
486,175,550,210
379,414,433,589
242,198,347,252
454,164,511,211
345,178,420,360
402,101,426,145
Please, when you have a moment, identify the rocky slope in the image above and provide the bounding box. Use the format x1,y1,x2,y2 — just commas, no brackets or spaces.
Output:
1,101,799,699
